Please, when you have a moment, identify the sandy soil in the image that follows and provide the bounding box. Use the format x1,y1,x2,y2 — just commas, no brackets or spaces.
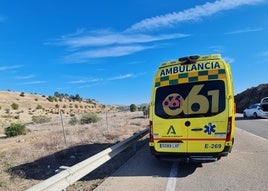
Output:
0,111,148,191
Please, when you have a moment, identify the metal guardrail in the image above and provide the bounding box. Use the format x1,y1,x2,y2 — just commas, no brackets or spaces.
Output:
26,128,149,191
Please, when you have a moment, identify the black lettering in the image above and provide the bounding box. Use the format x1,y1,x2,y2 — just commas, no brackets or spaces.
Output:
179,65,185,72
173,66,178,74
166,68,172,75
214,62,221,69
205,62,210,69
197,63,204,70
191,64,197,71
160,70,165,76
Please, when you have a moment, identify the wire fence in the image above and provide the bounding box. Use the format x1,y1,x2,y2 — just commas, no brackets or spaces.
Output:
2,111,147,144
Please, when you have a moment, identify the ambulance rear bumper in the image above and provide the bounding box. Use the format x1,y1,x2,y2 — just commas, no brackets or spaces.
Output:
150,145,231,163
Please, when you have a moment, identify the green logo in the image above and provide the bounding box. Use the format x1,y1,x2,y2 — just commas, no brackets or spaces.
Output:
167,125,176,135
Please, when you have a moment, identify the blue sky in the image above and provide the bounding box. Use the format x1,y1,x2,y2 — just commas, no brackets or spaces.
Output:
0,0,267,105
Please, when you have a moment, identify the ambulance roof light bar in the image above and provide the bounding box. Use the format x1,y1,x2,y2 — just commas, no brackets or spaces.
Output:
178,55,200,65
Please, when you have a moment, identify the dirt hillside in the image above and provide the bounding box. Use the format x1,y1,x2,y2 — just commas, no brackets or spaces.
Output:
235,84,268,113
0,91,114,126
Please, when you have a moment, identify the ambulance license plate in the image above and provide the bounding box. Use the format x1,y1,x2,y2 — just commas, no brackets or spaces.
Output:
159,143,179,149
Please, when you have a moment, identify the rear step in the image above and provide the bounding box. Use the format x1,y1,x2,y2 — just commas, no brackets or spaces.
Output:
190,156,218,162
157,155,219,163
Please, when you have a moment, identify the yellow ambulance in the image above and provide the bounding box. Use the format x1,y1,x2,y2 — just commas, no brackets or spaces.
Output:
149,54,235,162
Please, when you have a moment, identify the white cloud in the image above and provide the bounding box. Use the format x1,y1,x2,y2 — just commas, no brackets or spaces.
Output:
67,78,103,84
0,65,24,71
23,81,46,85
49,0,262,63
225,27,263,34
15,74,35,80
223,56,235,64
57,31,189,48
56,32,189,62
127,0,263,32
49,29,189,62
64,45,154,62
108,74,134,80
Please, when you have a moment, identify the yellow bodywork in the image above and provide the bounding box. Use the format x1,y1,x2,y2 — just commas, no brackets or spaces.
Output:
149,54,235,159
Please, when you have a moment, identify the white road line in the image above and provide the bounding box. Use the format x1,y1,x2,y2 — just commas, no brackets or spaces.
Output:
236,127,267,141
166,162,178,191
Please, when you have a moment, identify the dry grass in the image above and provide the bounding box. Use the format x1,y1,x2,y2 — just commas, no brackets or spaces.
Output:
0,111,148,191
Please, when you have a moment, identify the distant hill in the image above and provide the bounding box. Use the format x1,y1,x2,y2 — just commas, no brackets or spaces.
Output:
235,84,268,113
0,91,117,125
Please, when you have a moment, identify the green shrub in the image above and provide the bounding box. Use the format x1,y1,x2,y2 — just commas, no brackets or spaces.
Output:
11,103,19,110
5,123,26,137
36,104,43,109
69,117,78,125
47,96,55,102
32,115,51,124
80,113,100,124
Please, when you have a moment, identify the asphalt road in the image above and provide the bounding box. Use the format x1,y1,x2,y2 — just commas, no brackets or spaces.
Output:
235,113,268,140
93,116,268,191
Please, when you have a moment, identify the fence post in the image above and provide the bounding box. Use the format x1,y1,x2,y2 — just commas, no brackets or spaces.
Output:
60,110,67,144
106,112,109,132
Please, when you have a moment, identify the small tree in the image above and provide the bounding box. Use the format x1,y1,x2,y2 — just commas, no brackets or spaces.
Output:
130,104,137,112
5,123,26,137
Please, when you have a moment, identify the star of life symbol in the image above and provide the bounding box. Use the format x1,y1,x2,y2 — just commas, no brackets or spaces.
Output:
204,123,216,135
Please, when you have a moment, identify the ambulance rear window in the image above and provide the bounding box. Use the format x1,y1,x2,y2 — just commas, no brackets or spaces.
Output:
155,80,225,119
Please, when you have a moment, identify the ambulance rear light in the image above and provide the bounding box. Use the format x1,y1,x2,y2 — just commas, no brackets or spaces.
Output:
179,55,200,64
234,103,236,114
149,120,153,142
226,117,232,142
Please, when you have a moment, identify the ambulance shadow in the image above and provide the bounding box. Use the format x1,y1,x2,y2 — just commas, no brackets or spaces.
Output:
109,157,202,179
177,162,202,178
105,144,202,179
